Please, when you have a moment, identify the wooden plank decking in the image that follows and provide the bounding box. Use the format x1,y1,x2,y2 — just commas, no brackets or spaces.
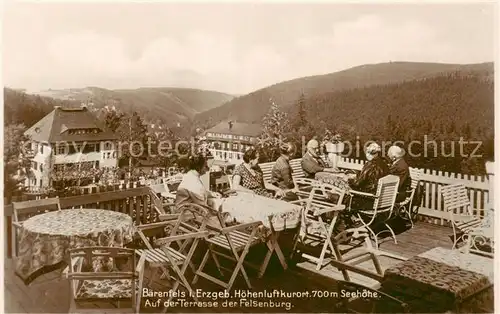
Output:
4,221,454,313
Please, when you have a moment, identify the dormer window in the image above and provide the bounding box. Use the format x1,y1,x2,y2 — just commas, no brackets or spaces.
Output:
67,128,101,135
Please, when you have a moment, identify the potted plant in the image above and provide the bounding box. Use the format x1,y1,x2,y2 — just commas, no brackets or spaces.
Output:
325,134,345,154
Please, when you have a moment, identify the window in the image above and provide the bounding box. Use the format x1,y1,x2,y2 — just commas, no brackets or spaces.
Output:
82,143,100,153
232,143,238,150
57,145,66,155
40,164,43,172
103,142,113,150
68,144,83,154
40,145,44,154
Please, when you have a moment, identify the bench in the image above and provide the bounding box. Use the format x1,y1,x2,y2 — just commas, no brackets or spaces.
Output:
259,158,306,183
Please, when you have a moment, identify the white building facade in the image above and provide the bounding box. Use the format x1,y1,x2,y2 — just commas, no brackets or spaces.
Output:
24,106,118,190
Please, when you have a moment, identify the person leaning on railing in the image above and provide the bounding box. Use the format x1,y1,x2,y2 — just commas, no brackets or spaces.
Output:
232,148,286,199
270,142,299,201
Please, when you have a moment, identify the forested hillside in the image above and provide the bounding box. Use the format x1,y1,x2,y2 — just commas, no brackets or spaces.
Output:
195,62,493,124
280,74,494,174
28,86,234,127
4,88,79,127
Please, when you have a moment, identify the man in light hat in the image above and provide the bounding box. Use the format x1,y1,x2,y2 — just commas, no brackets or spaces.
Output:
388,145,411,202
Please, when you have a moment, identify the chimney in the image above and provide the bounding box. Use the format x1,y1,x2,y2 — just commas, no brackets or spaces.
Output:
228,121,233,130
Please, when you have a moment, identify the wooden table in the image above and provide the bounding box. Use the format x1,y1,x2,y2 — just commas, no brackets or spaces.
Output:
218,192,302,277
382,247,493,313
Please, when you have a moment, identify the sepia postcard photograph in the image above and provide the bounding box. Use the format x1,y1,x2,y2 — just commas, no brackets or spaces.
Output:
1,0,497,313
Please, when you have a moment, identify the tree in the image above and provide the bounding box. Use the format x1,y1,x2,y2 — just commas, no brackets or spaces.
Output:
4,124,33,201
103,108,125,133
113,111,148,175
291,92,308,132
257,99,291,162
148,123,182,170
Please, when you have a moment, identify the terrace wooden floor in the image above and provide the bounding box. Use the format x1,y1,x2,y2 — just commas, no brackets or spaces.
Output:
4,220,453,313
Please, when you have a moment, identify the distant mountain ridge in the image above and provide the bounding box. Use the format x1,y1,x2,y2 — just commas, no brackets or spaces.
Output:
195,61,493,125
27,86,235,127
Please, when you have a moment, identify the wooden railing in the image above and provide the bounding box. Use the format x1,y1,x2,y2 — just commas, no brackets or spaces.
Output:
338,157,491,225
4,186,158,258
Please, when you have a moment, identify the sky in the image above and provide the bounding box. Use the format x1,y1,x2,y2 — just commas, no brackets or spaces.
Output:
2,1,497,95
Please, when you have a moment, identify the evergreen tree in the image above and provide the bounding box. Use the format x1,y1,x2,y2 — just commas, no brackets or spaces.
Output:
258,99,290,161
291,92,308,131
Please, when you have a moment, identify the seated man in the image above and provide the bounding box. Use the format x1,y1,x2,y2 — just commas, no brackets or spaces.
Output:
388,145,411,202
301,139,336,179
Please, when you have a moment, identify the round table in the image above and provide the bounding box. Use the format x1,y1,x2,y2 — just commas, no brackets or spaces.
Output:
15,209,135,283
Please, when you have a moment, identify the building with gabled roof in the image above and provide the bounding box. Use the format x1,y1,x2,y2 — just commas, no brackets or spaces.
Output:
204,121,262,164
24,106,119,190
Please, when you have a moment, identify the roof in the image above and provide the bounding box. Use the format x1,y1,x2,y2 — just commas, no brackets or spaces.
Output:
205,121,262,137
24,107,118,143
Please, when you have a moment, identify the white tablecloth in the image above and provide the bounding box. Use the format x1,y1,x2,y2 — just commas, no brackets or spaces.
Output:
217,192,302,232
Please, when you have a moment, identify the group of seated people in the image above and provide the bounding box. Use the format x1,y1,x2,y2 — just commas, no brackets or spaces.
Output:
172,138,411,214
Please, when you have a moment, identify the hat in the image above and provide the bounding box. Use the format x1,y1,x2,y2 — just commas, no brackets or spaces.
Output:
307,139,320,149
280,142,295,154
388,145,405,159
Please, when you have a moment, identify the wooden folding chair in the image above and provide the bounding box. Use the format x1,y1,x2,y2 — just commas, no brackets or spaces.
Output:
397,168,423,228
289,184,346,271
12,197,62,256
192,209,262,291
135,205,209,301
66,246,146,313
335,280,410,313
293,177,321,199
149,186,176,216
440,184,487,252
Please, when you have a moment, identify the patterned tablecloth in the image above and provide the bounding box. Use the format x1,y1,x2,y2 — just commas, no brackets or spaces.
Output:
382,247,494,313
219,192,302,236
314,172,351,191
15,209,135,283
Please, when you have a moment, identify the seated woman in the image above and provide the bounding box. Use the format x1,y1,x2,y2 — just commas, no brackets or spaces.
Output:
348,143,389,194
270,142,299,201
175,155,221,225
348,143,389,210
232,148,285,198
